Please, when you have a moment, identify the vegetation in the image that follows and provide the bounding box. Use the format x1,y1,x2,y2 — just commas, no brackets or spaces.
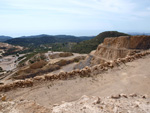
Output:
3,31,129,55
49,52,73,59
18,53,37,66
4,35,93,55
71,31,130,53
0,36,12,42
19,52,47,66
5,35,93,47
0,67,3,72
50,42,76,52
29,53,47,64
3,47,19,56
59,52,73,57
13,56,85,79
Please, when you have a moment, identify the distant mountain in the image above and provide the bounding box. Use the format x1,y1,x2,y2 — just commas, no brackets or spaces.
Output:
5,34,94,47
17,34,94,40
54,35,94,40
128,32,150,36
0,36,12,42
71,31,130,53
6,35,56,47
78,36,95,40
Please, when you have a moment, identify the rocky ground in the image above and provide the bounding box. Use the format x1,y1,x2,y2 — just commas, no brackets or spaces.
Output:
1,94,150,113
0,99,51,113
0,55,18,71
0,54,150,112
52,94,150,113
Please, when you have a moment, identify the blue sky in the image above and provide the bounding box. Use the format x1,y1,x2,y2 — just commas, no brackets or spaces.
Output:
0,0,150,37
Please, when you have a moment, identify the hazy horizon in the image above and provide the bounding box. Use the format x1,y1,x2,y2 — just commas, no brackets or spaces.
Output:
0,0,150,37
0,30,150,38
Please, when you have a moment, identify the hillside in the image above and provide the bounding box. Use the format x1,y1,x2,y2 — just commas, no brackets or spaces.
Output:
0,35,150,113
128,32,150,36
0,36,12,42
71,31,129,53
5,35,94,47
0,42,23,56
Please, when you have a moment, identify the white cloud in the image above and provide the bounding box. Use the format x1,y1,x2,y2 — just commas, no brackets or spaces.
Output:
2,0,149,18
1,0,93,15
70,0,136,13
0,0,136,15
0,0,150,36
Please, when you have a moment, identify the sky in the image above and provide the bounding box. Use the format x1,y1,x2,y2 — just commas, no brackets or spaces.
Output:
0,0,150,37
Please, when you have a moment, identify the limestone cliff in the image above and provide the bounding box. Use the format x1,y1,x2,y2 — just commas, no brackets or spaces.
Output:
74,35,150,68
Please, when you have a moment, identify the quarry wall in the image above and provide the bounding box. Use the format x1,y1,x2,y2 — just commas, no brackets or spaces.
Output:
94,36,150,61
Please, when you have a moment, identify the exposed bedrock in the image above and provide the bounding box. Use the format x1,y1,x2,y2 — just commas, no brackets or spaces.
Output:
75,35,150,68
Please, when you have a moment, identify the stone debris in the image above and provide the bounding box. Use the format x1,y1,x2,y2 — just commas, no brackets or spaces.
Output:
0,99,51,113
111,94,121,99
52,94,150,113
0,94,7,101
0,94,150,113
129,93,137,97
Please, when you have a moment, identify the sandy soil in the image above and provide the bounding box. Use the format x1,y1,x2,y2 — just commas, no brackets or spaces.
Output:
0,54,25,84
0,54,25,71
51,62,77,74
48,53,87,64
1,55,150,111
47,52,87,74
0,56,17,71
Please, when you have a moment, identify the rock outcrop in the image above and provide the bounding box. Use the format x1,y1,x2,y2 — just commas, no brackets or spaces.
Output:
75,35,150,67
52,94,150,113
102,36,150,49
95,36,150,61
1,94,149,113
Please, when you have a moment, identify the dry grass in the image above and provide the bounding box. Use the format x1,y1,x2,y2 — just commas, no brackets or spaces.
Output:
49,52,73,59
30,60,47,69
13,56,85,79
59,52,73,57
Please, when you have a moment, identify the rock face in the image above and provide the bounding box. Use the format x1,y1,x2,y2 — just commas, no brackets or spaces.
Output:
52,94,150,113
75,35,150,67
95,36,150,61
102,36,150,49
